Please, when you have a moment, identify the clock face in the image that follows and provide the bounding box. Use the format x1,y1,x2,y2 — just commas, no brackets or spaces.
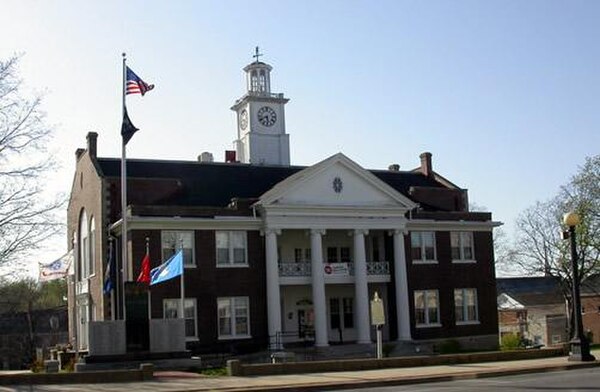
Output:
239,109,248,130
257,106,277,127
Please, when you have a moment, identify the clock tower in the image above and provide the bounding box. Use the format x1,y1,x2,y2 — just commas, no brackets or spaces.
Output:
231,48,290,166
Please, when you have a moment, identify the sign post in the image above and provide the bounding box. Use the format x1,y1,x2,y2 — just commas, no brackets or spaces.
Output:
370,291,385,359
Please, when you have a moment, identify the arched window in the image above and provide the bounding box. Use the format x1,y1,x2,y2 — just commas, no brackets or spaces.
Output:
89,216,95,276
258,70,266,92
79,210,89,279
251,70,258,91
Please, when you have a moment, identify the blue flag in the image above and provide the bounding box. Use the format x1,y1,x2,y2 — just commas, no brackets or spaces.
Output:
150,250,183,285
103,241,116,294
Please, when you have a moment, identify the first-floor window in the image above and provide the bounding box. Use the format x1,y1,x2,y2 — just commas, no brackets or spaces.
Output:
218,297,250,339
163,298,198,338
162,231,195,266
454,288,478,323
414,290,440,326
216,231,248,266
329,297,354,329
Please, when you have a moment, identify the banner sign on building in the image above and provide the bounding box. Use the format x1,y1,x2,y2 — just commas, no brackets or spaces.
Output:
324,262,350,277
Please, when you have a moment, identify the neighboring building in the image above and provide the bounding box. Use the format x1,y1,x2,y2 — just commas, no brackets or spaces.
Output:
498,276,600,347
497,277,568,347
581,274,600,344
67,54,501,355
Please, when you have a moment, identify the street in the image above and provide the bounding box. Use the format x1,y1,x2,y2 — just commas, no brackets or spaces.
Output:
339,367,600,391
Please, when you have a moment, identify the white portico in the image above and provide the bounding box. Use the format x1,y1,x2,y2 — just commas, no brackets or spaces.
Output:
255,153,417,348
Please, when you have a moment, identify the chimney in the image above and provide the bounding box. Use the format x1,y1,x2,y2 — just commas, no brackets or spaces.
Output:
388,164,400,172
198,152,214,163
75,148,85,160
225,150,237,163
86,132,98,158
420,152,433,178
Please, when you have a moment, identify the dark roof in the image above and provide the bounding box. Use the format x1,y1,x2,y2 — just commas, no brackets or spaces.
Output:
96,158,444,208
581,274,600,295
497,277,565,306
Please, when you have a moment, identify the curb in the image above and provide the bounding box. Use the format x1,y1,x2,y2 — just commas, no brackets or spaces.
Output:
169,360,600,392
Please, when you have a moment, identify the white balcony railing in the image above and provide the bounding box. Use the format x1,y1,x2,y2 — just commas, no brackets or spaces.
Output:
278,262,390,277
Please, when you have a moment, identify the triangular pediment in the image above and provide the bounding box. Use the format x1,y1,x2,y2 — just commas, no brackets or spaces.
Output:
258,153,417,209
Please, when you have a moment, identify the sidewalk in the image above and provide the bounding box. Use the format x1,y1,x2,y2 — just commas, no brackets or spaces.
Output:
1,352,599,392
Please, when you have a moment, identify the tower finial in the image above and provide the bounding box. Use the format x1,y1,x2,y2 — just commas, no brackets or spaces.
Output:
253,46,263,63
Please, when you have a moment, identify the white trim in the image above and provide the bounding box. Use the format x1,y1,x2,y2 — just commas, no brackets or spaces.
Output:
264,215,409,230
217,335,252,341
456,320,481,326
452,259,477,264
262,204,411,218
407,220,502,232
110,216,261,234
416,323,442,329
412,260,439,265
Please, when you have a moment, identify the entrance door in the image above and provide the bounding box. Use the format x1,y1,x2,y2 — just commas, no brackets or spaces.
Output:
77,303,89,350
297,308,314,339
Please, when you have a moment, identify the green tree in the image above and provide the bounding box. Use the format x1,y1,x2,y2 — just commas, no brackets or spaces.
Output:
0,55,63,275
0,278,67,366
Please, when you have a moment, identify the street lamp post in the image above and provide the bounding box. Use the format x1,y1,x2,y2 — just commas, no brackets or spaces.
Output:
563,211,595,362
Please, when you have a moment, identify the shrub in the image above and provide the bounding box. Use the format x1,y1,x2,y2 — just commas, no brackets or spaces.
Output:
199,367,227,377
382,343,395,358
30,359,44,373
438,339,461,354
500,334,521,351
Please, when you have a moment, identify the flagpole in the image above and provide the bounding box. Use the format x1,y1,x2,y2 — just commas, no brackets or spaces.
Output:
121,52,128,321
146,237,152,321
71,237,79,358
108,238,116,320
180,241,185,322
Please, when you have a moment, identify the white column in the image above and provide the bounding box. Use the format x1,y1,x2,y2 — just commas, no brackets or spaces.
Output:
265,229,282,350
353,229,371,344
310,229,329,347
393,229,412,340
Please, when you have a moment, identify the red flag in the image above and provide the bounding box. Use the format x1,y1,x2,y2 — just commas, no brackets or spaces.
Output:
137,253,151,284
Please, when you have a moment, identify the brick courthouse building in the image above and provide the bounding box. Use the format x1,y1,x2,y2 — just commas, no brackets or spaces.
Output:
67,56,501,355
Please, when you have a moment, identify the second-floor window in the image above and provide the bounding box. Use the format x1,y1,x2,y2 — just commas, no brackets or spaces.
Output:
451,232,475,262
162,231,195,266
216,231,248,266
411,232,436,263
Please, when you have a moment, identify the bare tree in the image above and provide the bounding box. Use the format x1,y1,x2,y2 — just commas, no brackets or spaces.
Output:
0,55,63,271
512,155,600,337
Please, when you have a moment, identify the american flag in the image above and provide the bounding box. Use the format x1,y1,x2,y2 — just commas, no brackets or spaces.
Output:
126,66,154,96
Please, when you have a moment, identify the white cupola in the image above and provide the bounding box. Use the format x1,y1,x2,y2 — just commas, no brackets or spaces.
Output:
231,47,290,166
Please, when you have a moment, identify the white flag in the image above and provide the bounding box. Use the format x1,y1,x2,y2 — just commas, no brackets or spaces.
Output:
38,250,73,282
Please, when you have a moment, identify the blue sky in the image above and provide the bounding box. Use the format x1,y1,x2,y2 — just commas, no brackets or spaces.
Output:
1,1,599,273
